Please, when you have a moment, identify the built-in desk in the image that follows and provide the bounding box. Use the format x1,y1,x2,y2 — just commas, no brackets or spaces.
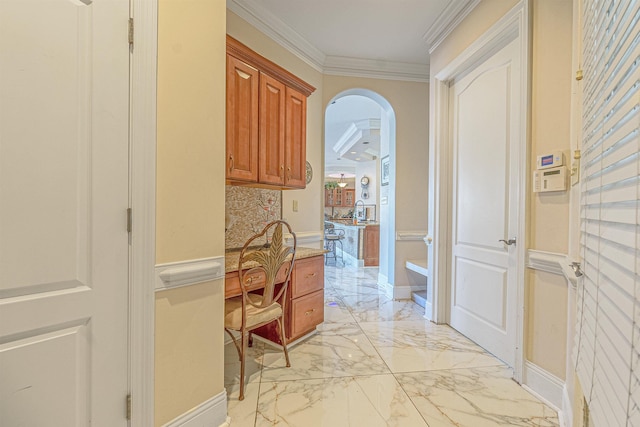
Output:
224,247,325,344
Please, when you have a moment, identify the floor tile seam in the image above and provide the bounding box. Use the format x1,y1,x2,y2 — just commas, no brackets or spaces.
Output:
256,371,403,385
391,362,508,377
389,370,434,427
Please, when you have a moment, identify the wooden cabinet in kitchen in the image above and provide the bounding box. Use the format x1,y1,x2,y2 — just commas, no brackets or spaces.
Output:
342,189,355,207
226,35,315,189
324,188,355,207
363,224,380,267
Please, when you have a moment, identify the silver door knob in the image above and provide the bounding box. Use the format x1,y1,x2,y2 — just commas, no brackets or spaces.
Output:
498,238,517,246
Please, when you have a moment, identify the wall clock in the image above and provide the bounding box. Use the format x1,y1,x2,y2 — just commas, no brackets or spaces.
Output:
305,161,313,184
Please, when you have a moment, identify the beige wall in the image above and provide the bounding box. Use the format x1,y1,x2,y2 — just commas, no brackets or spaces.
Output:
322,76,430,289
430,0,572,382
526,0,573,379
155,0,227,425
227,11,325,247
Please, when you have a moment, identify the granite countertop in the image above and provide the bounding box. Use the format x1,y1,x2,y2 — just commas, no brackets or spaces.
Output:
225,246,326,273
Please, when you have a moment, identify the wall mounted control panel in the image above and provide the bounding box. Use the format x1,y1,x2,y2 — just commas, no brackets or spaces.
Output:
533,166,567,192
534,151,567,193
536,151,565,170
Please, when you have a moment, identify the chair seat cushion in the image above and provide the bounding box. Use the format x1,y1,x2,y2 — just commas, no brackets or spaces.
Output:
224,293,283,330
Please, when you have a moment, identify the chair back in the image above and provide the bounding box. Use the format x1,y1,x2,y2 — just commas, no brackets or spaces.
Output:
238,220,297,308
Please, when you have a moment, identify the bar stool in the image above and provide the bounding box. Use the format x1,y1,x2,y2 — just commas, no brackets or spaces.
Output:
324,228,344,266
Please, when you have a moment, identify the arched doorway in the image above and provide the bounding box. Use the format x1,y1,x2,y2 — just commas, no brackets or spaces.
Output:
323,89,397,291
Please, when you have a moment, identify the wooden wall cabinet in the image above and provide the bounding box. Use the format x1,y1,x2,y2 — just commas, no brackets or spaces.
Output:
324,188,355,207
226,36,315,189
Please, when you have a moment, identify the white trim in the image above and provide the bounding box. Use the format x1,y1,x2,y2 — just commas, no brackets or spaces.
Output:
226,0,430,82
129,0,157,424
155,257,225,291
428,0,530,383
285,231,323,246
323,56,429,83
522,361,564,411
423,0,481,54
526,249,566,276
226,0,325,72
560,384,573,427
161,391,228,427
405,259,429,277
526,249,579,289
395,231,428,241
391,284,427,300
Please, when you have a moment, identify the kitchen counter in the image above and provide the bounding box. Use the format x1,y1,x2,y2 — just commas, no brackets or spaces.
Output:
324,221,380,267
225,246,325,273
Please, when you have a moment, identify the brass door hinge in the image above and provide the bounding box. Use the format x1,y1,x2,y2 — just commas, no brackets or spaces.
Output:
128,18,134,47
126,394,132,420
127,208,132,233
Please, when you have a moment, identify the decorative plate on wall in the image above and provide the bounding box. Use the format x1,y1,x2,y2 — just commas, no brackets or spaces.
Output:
305,161,313,184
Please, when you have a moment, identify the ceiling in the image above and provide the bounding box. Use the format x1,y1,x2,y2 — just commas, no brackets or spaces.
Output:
227,0,480,173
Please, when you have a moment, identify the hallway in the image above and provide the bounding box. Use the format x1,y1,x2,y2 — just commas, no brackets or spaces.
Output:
225,265,560,426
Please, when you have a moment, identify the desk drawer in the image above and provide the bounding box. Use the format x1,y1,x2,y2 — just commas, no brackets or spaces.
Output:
291,256,324,298
288,289,324,340
225,264,291,299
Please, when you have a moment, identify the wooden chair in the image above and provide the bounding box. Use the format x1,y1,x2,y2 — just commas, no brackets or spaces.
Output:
224,220,296,400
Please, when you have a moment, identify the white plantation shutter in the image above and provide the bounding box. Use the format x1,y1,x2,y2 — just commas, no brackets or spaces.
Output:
574,0,640,426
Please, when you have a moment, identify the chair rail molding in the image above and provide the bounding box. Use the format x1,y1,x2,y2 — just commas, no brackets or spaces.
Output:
155,257,225,291
395,230,428,241
526,249,579,289
285,231,323,246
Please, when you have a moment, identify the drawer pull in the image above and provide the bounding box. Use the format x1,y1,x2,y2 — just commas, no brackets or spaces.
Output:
245,276,260,285
305,272,318,278
305,309,315,316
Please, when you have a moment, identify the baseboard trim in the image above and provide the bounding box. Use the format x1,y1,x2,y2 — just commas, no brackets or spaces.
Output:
161,390,228,427
155,256,225,291
522,361,563,411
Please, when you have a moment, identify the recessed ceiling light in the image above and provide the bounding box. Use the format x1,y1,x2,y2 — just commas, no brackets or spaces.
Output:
350,151,357,154
355,158,361,161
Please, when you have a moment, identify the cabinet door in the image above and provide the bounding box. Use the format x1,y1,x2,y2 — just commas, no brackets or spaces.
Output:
343,189,355,207
284,87,307,188
259,73,285,185
226,55,259,182
325,189,334,206
364,225,380,267
334,188,343,206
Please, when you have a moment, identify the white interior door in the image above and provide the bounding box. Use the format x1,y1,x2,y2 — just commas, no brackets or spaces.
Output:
449,38,521,367
0,0,130,425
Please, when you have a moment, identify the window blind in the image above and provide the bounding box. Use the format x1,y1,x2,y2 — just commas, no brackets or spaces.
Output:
574,0,640,426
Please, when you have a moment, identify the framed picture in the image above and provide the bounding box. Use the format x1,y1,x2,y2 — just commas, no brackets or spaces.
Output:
381,155,390,186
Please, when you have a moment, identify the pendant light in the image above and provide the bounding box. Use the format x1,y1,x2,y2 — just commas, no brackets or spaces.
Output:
337,173,347,188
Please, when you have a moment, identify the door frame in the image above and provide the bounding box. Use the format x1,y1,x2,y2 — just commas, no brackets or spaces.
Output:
427,0,531,382
129,0,157,424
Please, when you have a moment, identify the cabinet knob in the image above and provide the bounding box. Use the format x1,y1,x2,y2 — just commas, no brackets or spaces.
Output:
305,308,315,316
306,272,317,278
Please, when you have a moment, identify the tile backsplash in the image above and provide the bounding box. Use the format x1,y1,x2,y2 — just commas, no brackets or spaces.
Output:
225,185,282,250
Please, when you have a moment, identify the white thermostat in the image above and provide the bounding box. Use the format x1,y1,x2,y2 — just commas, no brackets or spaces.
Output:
533,166,567,192
537,151,565,170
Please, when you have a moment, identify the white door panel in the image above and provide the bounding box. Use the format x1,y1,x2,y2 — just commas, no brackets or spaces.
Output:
0,0,130,425
449,39,520,366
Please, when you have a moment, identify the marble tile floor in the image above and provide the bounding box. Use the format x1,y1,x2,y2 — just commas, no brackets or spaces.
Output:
225,264,560,427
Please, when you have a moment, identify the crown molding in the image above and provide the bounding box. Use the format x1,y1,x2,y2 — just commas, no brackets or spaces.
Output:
227,0,325,72
333,119,381,157
228,0,430,82
323,56,429,83
423,0,481,54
